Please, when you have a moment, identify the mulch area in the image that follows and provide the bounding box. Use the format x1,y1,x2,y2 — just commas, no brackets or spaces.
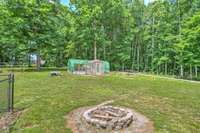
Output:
0,110,24,132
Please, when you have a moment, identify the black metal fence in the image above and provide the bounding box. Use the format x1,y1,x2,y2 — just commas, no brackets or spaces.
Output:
0,74,14,112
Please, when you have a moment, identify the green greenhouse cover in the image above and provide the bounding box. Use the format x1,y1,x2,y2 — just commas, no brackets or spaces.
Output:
67,59,110,73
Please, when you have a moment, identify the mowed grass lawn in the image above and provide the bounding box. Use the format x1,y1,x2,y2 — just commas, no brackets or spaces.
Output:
6,71,200,133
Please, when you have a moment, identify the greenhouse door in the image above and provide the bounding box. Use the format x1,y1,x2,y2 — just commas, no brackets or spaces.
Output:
96,63,102,75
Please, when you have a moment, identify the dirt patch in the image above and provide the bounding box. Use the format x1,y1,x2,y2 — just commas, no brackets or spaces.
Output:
66,106,154,133
0,110,24,132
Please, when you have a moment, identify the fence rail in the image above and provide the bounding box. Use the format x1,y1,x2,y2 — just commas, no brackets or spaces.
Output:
0,74,14,112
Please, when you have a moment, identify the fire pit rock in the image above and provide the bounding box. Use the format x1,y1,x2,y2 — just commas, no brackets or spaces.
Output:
83,106,134,130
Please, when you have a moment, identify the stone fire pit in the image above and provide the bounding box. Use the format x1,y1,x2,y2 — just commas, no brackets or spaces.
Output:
66,101,154,133
83,106,134,130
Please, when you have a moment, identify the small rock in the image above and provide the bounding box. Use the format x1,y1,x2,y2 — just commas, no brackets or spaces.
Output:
50,71,61,76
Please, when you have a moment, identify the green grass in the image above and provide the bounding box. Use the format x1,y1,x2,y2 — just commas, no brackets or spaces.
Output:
1,71,200,133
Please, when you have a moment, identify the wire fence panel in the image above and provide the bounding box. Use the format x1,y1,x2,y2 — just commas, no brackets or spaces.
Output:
0,74,14,112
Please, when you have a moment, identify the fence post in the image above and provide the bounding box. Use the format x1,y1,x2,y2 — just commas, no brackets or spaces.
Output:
8,74,11,112
8,73,14,112
11,74,14,112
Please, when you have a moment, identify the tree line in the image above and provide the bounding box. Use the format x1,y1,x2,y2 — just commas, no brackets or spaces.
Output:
0,0,200,79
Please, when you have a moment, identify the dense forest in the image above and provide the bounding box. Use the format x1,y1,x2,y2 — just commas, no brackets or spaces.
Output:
0,0,200,79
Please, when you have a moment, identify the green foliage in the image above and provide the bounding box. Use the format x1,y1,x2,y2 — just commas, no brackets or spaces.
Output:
0,0,72,66
0,0,200,78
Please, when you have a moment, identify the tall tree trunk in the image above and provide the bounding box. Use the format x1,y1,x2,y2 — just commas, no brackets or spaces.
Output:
180,65,184,77
103,45,106,60
195,66,198,78
165,62,167,75
93,20,97,60
137,45,140,72
190,64,193,79
178,0,183,78
94,39,97,60
122,63,125,72
144,54,149,72
28,54,31,67
173,62,176,75
157,65,159,75
151,15,155,73
131,42,134,70
36,52,40,71
131,35,136,70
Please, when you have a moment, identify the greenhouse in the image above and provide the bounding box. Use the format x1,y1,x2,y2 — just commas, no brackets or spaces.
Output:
67,59,110,75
